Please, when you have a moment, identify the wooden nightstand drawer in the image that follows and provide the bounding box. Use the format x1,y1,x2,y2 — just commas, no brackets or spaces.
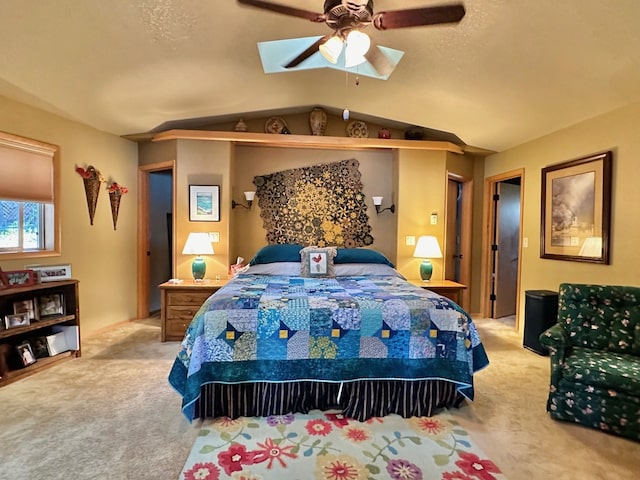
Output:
166,291,212,306
165,318,193,340
159,279,228,342
167,305,202,321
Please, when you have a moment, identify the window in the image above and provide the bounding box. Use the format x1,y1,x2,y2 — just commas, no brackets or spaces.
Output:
0,131,59,259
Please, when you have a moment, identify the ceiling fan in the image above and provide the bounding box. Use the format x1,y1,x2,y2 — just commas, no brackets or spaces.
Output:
237,0,466,76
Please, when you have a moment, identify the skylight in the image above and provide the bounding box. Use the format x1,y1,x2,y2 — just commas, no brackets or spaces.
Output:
257,36,404,80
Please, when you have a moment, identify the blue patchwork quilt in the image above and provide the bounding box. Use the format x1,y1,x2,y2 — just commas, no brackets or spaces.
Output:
169,275,489,420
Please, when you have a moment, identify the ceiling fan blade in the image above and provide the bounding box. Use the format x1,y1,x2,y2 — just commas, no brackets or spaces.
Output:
365,44,395,77
373,3,466,30
284,36,330,68
237,0,324,22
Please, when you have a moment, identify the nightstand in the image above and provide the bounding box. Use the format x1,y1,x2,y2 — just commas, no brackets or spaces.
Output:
409,279,466,304
159,279,228,341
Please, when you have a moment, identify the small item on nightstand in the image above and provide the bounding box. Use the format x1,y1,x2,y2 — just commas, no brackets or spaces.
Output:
168,278,183,284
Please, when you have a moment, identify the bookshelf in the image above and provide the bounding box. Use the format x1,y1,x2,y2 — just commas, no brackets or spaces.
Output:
0,279,80,387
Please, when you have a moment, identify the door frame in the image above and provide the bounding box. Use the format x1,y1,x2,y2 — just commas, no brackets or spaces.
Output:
445,172,473,311
480,168,525,329
137,160,176,319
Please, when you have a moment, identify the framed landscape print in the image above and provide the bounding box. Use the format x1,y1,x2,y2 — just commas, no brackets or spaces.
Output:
540,151,612,263
189,185,220,222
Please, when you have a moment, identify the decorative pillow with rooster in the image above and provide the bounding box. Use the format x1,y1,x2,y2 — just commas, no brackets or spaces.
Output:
300,246,337,277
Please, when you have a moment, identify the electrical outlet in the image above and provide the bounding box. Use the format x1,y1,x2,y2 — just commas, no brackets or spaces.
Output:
208,232,220,243
405,236,416,246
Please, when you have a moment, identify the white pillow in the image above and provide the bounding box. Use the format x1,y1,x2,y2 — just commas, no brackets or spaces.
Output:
244,262,302,276
333,263,404,278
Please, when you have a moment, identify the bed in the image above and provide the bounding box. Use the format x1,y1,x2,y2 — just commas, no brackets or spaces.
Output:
168,245,489,422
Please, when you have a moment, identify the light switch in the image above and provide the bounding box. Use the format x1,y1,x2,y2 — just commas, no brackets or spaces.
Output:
405,236,416,246
430,213,438,225
523,237,528,248
209,232,220,243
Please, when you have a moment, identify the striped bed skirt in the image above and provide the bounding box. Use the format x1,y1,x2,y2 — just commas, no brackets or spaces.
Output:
194,380,464,421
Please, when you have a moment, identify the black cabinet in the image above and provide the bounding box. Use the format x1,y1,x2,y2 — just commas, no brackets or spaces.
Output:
524,289,558,355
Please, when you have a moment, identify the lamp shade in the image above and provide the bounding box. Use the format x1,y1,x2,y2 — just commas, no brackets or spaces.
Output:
182,232,214,281
413,236,443,259
319,35,344,64
413,236,443,282
182,232,214,255
344,30,370,67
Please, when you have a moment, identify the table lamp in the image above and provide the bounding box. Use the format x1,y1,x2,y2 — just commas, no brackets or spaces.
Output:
413,235,443,282
182,232,214,281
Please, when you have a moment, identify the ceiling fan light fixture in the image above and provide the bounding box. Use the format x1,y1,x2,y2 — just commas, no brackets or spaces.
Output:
344,30,370,67
346,30,370,55
319,35,344,64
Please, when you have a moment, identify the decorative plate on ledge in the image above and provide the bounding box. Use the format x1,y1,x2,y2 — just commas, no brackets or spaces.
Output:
346,120,368,138
265,117,288,134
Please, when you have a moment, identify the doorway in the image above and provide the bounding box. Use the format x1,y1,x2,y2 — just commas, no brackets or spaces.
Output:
137,161,175,319
481,169,524,329
445,173,472,311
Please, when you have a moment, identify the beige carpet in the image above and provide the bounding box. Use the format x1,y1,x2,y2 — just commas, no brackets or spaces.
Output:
0,316,638,479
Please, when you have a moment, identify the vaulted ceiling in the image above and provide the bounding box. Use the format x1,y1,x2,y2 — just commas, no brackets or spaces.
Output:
0,0,639,152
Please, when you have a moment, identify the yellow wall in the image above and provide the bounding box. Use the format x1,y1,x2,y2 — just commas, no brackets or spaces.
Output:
485,100,640,332
0,94,139,335
175,140,231,280
394,149,448,280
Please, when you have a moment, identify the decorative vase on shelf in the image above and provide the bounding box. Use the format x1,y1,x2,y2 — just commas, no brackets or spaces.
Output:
378,128,391,139
234,118,248,132
309,107,327,136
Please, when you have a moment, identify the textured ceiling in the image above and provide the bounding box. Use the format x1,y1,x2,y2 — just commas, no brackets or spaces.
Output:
0,0,639,152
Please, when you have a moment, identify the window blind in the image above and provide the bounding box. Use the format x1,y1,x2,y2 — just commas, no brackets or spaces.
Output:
0,131,57,203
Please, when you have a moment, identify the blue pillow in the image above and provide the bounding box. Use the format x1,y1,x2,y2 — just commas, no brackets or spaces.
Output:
334,248,394,267
249,244,303,265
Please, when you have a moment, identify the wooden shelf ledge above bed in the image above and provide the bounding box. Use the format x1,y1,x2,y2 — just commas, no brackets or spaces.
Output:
151,129,465,154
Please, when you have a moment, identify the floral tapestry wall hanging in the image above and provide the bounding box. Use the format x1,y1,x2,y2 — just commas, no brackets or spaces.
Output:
254,159,373,246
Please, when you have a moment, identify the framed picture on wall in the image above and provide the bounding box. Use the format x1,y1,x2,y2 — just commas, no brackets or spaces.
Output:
540,151,612,263
189,185,220,222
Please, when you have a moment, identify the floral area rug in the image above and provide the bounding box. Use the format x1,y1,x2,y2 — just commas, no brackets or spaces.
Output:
179,410,507,480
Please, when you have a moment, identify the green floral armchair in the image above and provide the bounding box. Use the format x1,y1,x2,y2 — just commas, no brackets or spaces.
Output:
539,283,640,441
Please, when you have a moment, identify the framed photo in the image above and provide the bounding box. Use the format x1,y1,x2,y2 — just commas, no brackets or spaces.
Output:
13,299,38,322
189,185,220,222
31,336,50,359
25,264,72,283
541,151,612,263
1,269,36,287
38,293,65,317
6,312,30,329
17,342,36,366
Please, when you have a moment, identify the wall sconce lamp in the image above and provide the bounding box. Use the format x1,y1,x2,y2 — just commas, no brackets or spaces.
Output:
232,191,256,209
413,235,443,282
182,232,215,281
372,196,395,214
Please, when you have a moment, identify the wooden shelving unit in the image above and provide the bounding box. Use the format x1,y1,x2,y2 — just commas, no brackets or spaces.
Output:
0,279,80,387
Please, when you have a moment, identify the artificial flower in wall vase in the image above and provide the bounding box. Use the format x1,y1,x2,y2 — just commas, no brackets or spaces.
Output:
106,182,128,230
75,165,105,225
